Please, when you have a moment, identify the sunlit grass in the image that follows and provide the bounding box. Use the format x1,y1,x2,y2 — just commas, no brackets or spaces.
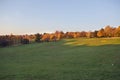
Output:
64,37,120,46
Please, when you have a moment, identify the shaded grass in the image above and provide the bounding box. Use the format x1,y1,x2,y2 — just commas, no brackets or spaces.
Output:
0,38,120,80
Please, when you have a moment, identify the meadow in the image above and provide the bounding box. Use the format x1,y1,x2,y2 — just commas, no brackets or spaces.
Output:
0,38,120,80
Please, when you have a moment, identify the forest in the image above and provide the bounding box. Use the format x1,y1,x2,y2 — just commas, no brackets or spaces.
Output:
0,25,120,47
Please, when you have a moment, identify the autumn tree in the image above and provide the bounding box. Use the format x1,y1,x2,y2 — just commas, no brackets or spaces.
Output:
29,34,36,42
93,30,98,37
114,26,120,37
97,28,105,37
55,31,64,40
65,32,74,38
41,33,50,42
80,31,87,37
73,32,80,38
50,34,57,41
86,31,94,38
104,25,113,37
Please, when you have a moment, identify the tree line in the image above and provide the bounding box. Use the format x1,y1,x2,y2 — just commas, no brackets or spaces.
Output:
0,25,120,47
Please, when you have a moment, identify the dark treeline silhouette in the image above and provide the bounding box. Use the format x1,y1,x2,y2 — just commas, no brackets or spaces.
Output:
0,25,120,47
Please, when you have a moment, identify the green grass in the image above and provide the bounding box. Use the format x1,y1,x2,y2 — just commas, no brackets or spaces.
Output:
0,38,120,80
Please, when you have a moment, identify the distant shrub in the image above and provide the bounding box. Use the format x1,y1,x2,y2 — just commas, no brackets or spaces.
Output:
35,33,41,42
21,39,29,44
0,39,9,47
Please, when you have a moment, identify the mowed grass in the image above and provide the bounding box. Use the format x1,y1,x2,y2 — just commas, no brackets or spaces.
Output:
64,37,120,46
0,38,120,80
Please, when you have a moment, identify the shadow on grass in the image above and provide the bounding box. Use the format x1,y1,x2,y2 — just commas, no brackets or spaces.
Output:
64,42,120,47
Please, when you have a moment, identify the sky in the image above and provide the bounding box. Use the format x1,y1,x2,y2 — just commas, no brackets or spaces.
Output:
0,0,120,35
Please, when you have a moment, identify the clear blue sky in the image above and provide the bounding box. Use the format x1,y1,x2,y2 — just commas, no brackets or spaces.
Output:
0,0,120,35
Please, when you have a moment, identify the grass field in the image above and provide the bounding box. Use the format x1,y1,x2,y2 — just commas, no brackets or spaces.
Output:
0,38,120,80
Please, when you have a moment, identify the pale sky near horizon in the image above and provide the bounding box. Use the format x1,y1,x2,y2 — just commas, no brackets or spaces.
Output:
0,0,120,35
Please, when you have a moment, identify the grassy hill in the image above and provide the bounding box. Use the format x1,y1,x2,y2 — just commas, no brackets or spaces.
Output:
0,38,120,80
